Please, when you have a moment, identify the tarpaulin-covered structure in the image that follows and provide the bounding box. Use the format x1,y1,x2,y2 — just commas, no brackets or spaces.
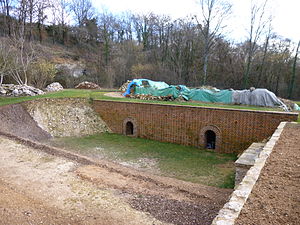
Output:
232,89,287,109
123,79,169,96
123,79,290,111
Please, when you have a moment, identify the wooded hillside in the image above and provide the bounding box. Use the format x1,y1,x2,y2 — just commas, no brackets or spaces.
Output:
0,0,299,99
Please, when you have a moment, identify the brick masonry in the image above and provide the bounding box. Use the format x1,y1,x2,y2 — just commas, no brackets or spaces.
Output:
93,100,298,153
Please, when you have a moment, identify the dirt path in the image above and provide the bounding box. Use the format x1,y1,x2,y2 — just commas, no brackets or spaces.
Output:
236,123,300,225
77,165,231,225
104,92,125,98
0,135,232,225
0,178,85,225
0,136,166,225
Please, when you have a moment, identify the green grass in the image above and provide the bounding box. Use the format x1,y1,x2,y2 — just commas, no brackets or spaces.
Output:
0,89,92,106
47,133,237,189
0,89,290,112
296,102,300,123
0,89,118,107
294,102,300,122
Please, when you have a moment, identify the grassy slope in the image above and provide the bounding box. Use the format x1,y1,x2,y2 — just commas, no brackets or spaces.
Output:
0,89,292,112
48,133,237,188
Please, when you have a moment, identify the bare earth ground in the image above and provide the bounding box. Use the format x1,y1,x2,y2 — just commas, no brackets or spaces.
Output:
0,136,231,225
0,104,51,141
236,123,300,225
0,137,166,225
104,92,125,98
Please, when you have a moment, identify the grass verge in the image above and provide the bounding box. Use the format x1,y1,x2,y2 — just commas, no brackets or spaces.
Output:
47,133,237,189
296,102,300,123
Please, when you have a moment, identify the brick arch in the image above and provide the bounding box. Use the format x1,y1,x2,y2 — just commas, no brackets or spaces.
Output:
199,125,222,151
123,117,138,137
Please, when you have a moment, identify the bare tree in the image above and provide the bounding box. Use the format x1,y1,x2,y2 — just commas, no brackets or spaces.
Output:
195,0,232,85
52,0,70,44
0,0,14,36
69,0,94,27
256,18,273,86
288,40,300,98
0,40,13,85
36,0,51,42
16,0,30,40
243,0,269,88
27,0,37,41
9,37,35,85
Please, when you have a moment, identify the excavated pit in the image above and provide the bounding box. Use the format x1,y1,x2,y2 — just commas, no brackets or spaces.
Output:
0,98,234,225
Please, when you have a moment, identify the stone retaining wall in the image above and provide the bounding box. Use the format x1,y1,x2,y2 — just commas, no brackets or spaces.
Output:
234,142,265,186
211,122,287,225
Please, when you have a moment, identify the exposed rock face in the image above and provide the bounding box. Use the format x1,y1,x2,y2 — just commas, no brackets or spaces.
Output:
45,82,64,92
75,81,100,89
55,63,85,78
0,84,44,96
23,98,110,137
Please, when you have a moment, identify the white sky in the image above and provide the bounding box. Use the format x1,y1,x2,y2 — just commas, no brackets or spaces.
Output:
92,0,300,43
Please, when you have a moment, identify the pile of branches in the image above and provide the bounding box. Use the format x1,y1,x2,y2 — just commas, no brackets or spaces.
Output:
279,97,298,111
119,80,132,92
129,94,175,101
75,81,100,89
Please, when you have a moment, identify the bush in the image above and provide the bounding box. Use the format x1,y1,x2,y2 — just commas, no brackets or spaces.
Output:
28,59,56,89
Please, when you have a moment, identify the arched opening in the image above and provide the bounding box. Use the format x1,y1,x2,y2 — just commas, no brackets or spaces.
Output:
205,130,216,149
126,121,134,135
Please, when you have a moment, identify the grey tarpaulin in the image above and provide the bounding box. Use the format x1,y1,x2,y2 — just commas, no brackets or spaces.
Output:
232,88,288,111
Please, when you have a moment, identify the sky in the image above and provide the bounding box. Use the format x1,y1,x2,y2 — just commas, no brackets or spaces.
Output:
91,0,300,43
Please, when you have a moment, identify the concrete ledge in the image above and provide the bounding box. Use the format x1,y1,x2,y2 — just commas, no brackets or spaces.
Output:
234,142,265,186
211,122,287,225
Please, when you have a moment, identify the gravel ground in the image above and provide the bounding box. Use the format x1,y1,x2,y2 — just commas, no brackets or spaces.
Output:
77,164,232,225
128,194,222,225
236,123,300,225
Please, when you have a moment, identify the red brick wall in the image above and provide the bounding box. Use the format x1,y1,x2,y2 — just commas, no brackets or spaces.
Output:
93,100,298,153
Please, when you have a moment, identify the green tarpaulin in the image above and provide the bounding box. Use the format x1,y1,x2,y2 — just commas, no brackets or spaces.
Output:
135,86,232,104
135,86,180,98
184,89,232,104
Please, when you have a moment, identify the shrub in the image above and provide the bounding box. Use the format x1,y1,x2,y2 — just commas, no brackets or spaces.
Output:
28,59,56,89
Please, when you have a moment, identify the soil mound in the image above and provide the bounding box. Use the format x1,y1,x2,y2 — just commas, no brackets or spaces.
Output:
0,104,51,141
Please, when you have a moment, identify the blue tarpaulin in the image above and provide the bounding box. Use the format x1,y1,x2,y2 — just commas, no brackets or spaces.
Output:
123,79,169,96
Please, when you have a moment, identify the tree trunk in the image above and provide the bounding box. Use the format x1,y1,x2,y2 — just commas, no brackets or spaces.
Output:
243,52,252,89
256,35,270,87
203,50,209,85
0,74,3,85
288,40,300,99
275,67,282,96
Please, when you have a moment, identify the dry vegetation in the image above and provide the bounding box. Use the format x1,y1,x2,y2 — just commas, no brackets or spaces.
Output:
0,0,299,99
